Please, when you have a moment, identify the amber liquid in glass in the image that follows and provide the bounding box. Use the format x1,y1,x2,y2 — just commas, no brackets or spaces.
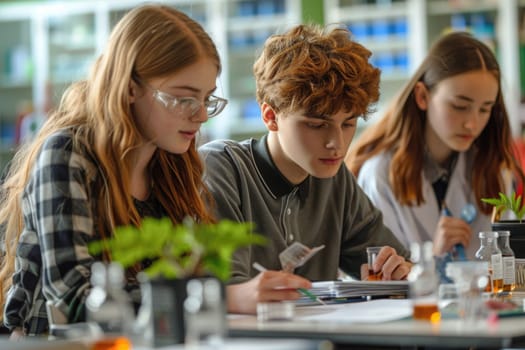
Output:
413,304,440,321
92,337,132,350
486,267,503,293
484,274,492,293
502,282,516,293
367,269,383,281
492,278,504,294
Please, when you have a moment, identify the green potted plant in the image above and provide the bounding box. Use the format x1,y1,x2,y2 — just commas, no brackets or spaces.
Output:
481,192,525,223
481,192,525,258
89,216,266,346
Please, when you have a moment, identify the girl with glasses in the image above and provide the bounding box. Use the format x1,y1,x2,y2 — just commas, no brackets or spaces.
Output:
0,4,225,337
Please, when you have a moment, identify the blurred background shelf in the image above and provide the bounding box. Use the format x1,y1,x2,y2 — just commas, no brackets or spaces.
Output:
325,0,525,138
1,0,525,174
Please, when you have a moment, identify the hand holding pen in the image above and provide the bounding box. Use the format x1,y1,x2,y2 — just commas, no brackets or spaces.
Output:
441,201,476,260
252,262,326,305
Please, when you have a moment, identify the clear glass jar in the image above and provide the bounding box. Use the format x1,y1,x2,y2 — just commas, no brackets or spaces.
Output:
475,231,503,294
86,262,134,348
445,261,489,323
408,241,440,322
184,278,226,348
497,230,516,293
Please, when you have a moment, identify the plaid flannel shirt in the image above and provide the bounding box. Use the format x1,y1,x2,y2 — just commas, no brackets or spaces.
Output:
3,130,165,335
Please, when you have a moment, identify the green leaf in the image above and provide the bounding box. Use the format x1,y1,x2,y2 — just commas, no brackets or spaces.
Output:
144,259,181,279
482,191,525,222
88,217,267,281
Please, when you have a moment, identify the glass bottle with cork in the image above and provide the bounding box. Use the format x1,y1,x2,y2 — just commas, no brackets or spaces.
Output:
475,231,503,294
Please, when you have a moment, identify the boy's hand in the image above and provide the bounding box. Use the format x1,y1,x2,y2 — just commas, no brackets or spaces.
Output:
226,270,311,314
361,246,411,280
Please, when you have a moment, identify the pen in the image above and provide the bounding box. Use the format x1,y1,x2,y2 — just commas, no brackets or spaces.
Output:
252,262,326,305
441,201,466,261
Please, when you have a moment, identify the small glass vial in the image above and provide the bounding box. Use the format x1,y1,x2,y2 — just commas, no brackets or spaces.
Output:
408,241,440,322
86,262,134,349
497,231,516,293
475,231,503,294
184,278,226,349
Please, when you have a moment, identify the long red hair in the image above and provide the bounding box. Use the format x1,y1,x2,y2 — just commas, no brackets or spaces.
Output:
0,4,219,317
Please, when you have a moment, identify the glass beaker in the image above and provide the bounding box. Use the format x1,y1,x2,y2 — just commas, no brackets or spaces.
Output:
445,261,489,324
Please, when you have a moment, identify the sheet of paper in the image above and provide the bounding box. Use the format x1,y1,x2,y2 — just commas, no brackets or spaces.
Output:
295,299,413,323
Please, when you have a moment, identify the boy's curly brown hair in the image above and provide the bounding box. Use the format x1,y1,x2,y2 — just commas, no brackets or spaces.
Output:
253,24,380,119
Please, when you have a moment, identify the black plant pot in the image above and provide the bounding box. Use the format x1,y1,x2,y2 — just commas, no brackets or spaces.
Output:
491,220,525,258
149,278,189,347
145,277,225,348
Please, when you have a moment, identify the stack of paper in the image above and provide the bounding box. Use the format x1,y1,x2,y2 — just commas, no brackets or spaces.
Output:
299,280,408,304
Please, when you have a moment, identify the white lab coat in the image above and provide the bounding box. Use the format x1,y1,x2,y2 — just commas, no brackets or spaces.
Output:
357,150,492,259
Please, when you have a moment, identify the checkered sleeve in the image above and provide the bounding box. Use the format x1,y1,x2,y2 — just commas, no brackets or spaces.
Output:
3,131,101,334
33,133,98,324
4,130,148,335
3,231,45,333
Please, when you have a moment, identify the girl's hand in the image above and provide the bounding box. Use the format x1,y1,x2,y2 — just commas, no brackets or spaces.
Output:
433,216,472,256
9,327,25,341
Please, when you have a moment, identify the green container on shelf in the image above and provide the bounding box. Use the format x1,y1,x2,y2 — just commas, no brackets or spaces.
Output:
520,45,525,100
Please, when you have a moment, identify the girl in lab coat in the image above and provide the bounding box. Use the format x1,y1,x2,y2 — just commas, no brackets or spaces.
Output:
346,32,524,259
